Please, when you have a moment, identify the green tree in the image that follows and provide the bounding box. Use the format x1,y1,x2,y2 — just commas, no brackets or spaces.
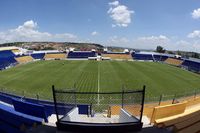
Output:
191,52,199,59
156,46,165,53
177,50,181,55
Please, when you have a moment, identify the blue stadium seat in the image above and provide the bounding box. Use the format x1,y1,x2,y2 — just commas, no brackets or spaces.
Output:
12,98,48,122
131,53,153,60
153,55,168,62
0,103,43,133
31,53,45,59
0,92,90,117
67,51,96,58
0,50,17,69
182,60,200,72
0,50,15,58
0,121,23,133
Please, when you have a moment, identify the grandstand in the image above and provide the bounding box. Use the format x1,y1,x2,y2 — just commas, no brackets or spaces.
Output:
131,52,174,62
15,56,34,64
31,53,45,60
0,46,20,52
131,52,154,61
153,54,169,62
182,59,200,73
102,53,132,60
67,51,96,58
0,50,17,70
44,53,66,60
164,58,183,66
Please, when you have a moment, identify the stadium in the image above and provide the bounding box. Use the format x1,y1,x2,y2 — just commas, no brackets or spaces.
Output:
0,45,200,133
1,0,200,133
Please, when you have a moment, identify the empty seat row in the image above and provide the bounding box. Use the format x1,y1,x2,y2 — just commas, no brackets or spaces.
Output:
131,53,153,60
31,53,45,59
0,50,15,58
44,53,66,59
0,50,17,69
67,51,96,58
15,56,34,64
153,55,169,62
182,60,200,72
164,58,183,66
0,103,43,133
102,54,132,59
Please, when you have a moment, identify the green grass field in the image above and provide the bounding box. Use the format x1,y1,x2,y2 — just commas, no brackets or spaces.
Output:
0,60,200,100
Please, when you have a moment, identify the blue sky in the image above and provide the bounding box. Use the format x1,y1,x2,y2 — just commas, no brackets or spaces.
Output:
0,0,200,52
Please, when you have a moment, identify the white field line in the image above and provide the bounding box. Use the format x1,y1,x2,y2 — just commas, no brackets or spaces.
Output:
97,62,100,105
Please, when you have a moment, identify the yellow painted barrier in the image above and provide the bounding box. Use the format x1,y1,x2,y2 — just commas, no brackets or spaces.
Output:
151,101,187,123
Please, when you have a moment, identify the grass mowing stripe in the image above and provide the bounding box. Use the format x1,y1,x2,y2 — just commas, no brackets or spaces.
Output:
0,60,200,100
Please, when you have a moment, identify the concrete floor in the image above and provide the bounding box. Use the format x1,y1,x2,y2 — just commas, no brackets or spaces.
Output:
27,125,171,133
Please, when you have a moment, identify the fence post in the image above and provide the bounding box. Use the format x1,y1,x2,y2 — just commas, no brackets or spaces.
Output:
140,85,146,123
194,89,197,99
121,84,125,108
73,83,77,89
52,85,59,122
22,91,25,98
158,94,163,106
172,94,176,104
90,103,93,117
36,93,39,101
122,90,124,108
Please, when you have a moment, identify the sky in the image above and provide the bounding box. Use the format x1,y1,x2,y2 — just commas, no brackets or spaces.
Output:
0,0,200,52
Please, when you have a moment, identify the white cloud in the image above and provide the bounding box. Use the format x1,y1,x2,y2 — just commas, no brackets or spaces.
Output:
130,35,169,50
106,34,200,52
108,1,119,6
107,36,130,47
0,20,77,43
91,31,98,36
188,30,200,38
137,35,170,45
133,35,200,52
108,1,134,27
174,40,200,52
192,8,200,19
22,20,37,29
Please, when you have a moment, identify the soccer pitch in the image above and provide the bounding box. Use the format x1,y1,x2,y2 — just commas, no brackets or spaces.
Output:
0,60,200,100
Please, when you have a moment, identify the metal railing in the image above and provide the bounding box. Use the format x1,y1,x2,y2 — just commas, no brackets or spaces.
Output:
52,85,145,123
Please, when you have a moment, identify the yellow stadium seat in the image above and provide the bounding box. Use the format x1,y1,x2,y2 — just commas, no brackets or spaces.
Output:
15,56,34,64
102,54,132,60
44,53,66,59
164,58,183,66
